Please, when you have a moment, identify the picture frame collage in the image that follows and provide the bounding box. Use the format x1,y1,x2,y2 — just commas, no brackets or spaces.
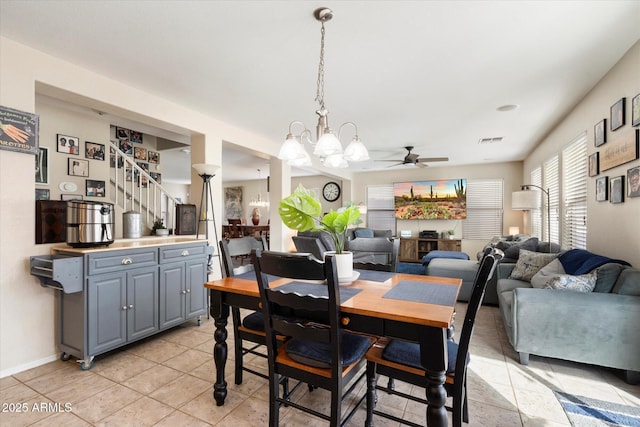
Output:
590,94,640,203
113,126,161,187
36,133,108,200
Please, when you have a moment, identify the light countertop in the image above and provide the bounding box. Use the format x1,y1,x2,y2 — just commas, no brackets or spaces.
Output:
52,236,208,254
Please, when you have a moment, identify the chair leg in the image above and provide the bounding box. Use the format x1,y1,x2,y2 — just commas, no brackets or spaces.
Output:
462,376,469,423
330,386,341,427
269,373,280,427
232,308,243,385
387,377,395,391
365,361,377,427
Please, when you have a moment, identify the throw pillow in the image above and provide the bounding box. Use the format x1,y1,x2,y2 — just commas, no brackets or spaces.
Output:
593,263,625,293
509,249,558,282
530,258,565,288
354,228,374,238
544,272,597,293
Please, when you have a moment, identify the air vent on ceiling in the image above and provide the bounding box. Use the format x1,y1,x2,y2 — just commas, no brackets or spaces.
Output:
477,137,503,144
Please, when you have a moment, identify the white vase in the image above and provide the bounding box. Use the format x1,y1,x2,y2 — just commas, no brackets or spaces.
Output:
326,251,354,282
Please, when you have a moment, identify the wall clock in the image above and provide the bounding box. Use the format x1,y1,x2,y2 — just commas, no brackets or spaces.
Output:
322,181,341,202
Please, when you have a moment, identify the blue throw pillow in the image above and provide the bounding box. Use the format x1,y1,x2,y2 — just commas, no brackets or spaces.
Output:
354,228,374,238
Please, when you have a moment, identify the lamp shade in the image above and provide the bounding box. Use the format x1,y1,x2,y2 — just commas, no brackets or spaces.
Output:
508,226,520,235
512,190,541,210
192,163,220,176
313,132,343,157
323,153,349,168
278,135,307,161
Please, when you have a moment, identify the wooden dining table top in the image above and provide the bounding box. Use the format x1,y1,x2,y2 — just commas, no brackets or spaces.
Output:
204,272,462,330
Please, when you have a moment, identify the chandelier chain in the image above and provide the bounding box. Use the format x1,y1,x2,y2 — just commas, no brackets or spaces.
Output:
315,21,326,108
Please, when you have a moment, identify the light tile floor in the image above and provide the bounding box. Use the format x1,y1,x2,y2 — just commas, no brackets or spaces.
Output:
1,304,638,426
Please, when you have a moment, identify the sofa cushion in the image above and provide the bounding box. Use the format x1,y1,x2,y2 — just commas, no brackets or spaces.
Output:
594,263,626,293
612,268,640,296
530,258,565,288
354,228,374,238
496,237,539,260
509,249,558,282
544,272,597,293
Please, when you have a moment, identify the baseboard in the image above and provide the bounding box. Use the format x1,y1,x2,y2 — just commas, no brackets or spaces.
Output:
0,354,58,378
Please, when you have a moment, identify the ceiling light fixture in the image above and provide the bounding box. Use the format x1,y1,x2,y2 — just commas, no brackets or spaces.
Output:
278,7,369,169
249,169,269,208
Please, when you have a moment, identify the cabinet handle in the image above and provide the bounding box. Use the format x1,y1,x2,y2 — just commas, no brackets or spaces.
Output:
129,304,133,309
181,250,189,257
181,290,186,294
186,289,191,293
121,258,133,265
122,306,128,310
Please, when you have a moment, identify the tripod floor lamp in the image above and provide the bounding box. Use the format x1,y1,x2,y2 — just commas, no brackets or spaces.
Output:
193,163,223,274
512,184,551,243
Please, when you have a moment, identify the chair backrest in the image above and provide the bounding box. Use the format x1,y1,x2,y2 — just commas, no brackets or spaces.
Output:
292,235,327,261
453,248,503,388
252,251,343,375
219,236,266,277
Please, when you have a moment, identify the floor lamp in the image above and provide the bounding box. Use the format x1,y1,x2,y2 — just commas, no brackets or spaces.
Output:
512,184,551,244
193,163,223,275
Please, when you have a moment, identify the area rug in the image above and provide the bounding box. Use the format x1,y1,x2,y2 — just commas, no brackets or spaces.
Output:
554,391,640,426
397,262,425,275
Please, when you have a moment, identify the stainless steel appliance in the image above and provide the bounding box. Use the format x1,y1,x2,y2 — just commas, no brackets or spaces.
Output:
66,201,114,247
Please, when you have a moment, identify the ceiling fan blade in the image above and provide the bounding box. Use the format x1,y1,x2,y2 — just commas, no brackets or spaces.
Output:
386,162,405,168
415,162,427,168
375,159,405,162
417,157,449,162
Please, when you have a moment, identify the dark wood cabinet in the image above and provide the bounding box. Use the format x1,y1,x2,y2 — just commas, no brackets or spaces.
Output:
399,237,461,263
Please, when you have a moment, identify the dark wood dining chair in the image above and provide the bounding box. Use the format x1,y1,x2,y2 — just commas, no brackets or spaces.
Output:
252,250,375,427
364,248,503,427
219,237,270,384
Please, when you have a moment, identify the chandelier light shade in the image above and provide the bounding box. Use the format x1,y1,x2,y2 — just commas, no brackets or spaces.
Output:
249,169,270,208
278,7,369,169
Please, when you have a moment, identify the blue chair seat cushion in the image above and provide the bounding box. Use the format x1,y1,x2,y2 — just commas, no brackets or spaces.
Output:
382,339,467,374
242,311,265,331
285,332,371,369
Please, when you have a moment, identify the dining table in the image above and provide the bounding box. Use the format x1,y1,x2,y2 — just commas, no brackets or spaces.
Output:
204,268,462,427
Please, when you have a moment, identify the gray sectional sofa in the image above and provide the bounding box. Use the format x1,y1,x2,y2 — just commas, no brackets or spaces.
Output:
426,235,560,305
496,250,640,383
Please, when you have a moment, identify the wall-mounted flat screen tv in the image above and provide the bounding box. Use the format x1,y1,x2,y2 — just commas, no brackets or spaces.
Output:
394,179,467,219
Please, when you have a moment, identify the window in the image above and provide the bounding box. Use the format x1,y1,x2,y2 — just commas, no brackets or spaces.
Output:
543,155,559,243
365,185,395,233
463,179,503,240
530,167,542,239
562,133,588,249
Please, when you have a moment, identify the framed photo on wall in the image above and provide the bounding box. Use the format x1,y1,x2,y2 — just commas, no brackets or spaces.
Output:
610,98,625,131
57,134,79,155
86,179,105,197
628,166,640,198
35,188,50,200
588,152,599,177
68,158,89,177
119,139,133,155
595,176,608,201
609,175,624,204
85,141,105,160
632,93,640,127
116,127,130,140
35,146,48,184
147,150,160,164
134,146,147,161
130,130,143,144
594,119,606,147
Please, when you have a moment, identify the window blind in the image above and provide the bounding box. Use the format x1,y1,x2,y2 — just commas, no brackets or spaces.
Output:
366,185,396,233
543,155,559,243
562,133,588,249
463,179,503,240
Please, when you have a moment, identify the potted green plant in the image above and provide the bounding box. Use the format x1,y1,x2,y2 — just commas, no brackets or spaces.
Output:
151,219,169,236
279,184,361,281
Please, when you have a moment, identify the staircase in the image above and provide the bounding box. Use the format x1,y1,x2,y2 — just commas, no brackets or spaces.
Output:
108,141,181,237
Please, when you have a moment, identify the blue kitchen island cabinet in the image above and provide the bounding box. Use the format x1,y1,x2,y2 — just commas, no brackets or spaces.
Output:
30,237,211,370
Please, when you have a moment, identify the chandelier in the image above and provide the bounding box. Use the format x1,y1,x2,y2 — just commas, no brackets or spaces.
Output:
248,169,269,208
277,7,369,169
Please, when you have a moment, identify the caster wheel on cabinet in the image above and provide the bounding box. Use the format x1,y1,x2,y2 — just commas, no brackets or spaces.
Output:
60,352,72,362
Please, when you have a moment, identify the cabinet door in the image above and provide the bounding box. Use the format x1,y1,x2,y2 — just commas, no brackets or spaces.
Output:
185,259,207,319
88,272,127,355
399,239,418,262
127,266,159,341
159,263,186,329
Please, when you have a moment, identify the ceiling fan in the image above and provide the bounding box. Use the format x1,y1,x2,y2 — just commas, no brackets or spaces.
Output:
376,146,449,168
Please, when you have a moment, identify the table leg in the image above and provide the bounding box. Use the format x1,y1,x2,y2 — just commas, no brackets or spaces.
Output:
421,328,449,427
211,292,229,406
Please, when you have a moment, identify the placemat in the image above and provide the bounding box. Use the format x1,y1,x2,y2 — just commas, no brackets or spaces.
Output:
383,281,457,306
275,281,362,304
355,269,396,282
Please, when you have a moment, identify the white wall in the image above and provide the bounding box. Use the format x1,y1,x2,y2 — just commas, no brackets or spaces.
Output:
523,41,640,267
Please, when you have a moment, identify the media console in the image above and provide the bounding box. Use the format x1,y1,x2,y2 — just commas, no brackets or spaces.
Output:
399,237,461,263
